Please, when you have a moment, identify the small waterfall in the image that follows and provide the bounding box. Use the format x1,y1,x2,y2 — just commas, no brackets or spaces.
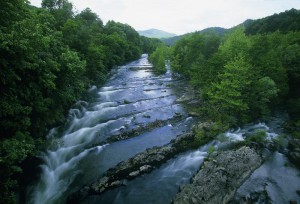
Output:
32,145,106,204
30,97,109,204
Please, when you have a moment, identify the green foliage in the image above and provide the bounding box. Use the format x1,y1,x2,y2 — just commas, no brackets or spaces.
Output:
207,146,216,155
0,132,35,204
149,45,169,74
287,120,300,139
171,32,221,79
250,77,278,118
272,134,287,150
171,21,300,128
207,54,252,124
140,36,162,54
0,0,27,30
0,0,157,201
193,123,226,147
42,0,74,29
218,27,251,61
245,130,267,146
249,33,289,97
245,9,300,35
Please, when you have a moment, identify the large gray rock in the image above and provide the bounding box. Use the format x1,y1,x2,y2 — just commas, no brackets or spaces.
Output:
173,146,263,204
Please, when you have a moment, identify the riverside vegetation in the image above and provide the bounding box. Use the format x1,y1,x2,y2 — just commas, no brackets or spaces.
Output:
0,0,161,202
150,9,300,196
167,9,300,139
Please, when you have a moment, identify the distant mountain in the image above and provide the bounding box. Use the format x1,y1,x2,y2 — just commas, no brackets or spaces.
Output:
162,9,300,46
197,27,227,36
162,27,227,46
138,29,177,39
161,35,182,46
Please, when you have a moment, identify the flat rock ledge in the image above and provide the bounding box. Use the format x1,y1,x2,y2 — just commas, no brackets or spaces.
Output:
173,146,263,204
67,132,198,203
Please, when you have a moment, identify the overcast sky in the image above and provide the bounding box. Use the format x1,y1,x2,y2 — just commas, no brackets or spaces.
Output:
29,0,300,35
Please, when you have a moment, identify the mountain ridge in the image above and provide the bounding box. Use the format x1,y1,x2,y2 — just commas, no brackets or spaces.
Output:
138,28,177,39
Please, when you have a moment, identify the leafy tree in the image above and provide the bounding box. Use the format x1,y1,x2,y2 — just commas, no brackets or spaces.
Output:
140,36,162,54
218,27,251,62
42,0,73,29
249,33,288,97
149,45,169,74
250,77,278,118
207,55,252,124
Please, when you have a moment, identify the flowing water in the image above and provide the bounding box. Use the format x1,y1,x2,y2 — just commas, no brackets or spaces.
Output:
28,54,195,203
28,55,300,204
85,113,300,204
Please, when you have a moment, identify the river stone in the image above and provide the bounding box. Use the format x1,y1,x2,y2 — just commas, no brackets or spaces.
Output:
129,170,140,177
173,146,262,204
140,164,152,172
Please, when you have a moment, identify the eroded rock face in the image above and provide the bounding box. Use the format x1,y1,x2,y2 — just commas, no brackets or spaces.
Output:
173,146,263,204
288,139,300,168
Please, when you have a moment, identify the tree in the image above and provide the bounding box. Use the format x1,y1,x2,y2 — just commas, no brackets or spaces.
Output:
248,33,289,99
218,27,251,62
149,45,169,74
207,54,252,124
42,0,73,29
250,77,278,118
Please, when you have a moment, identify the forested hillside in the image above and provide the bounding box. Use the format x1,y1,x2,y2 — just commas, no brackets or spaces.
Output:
245,8,300,35
170,9,300,132
0,0,160,202
162,27,227,46
138,28,177,39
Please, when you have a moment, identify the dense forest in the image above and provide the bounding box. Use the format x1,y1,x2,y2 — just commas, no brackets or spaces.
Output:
169,9,300,135
0,0,161,202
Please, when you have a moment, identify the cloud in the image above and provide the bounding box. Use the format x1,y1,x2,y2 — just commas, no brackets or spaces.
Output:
29,0,300,34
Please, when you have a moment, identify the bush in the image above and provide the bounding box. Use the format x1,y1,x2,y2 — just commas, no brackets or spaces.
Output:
245,130,267,146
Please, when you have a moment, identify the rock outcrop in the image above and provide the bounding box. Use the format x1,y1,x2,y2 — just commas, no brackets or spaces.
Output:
173,146,263,204
67,133,197,203
87,133,199,195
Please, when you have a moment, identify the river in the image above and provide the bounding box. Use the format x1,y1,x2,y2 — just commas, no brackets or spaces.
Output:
28,54,195,203
27,55,300,204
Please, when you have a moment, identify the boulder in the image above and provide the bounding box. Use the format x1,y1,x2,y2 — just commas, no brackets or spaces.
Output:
173,146,263,204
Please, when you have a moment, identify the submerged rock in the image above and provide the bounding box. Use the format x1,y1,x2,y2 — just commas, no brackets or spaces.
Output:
173,146,263,204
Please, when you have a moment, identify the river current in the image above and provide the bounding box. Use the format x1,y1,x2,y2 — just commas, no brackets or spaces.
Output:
28,55,300,204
